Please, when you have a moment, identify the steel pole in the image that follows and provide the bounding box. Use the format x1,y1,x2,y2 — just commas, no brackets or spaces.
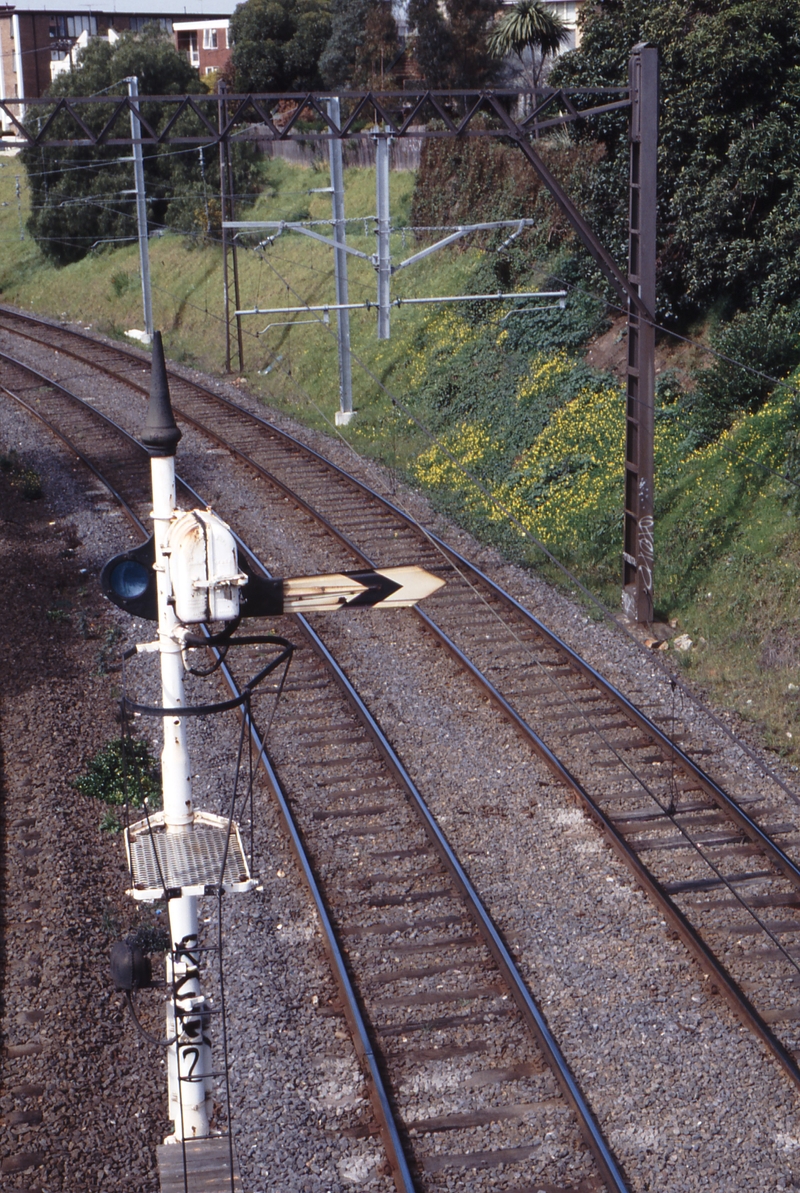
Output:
375,132,391,340
622,44,658,624
225,130,245,372
218,84,232,373
328,97,354,424
126,77,153,341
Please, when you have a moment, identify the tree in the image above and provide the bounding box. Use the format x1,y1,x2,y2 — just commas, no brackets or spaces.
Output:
487,0,570,88
320,0,401,89
407,0,502,89
549,0,800,319
21,27,235,266
229,0,331,93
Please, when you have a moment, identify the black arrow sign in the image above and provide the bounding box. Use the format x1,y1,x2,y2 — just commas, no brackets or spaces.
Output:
101,541,444,621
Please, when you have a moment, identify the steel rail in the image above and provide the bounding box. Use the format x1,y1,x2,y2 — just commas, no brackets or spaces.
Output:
3,308,799,857
0,318,370,562
0,312,411,567
2,310,799,876
215,653,417,1193
179,537,418,1193
175,406,800,1094
185,374,800,891
0,355,146,531
299,627,629,1188
209,540,631,1193
6,314,800,1091
0,364,418,1192
169,385,800,885
163,457,633,1193
414,608,800,1093
0,348,631,1193
432,556,800,889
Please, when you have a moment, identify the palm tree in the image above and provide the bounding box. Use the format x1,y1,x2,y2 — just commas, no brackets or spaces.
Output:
488,0,571,89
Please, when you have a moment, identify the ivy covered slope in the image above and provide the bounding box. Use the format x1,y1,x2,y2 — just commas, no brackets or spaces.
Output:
390,280,800,754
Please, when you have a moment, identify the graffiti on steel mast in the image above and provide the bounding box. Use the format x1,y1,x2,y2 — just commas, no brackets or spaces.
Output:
638,514,654,594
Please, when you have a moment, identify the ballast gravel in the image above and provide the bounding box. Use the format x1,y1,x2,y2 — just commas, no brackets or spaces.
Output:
3,319,800,1191
0,393,391,1193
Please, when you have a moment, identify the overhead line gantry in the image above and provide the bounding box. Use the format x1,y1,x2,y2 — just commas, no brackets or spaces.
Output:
1,52,658,622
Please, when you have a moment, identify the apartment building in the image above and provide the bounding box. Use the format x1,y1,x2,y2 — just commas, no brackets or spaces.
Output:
0,0,236,115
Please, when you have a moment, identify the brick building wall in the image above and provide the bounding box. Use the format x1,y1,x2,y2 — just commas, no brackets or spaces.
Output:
174,19,230,80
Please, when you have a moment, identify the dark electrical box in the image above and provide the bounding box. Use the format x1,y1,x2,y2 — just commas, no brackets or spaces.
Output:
110,939,153,991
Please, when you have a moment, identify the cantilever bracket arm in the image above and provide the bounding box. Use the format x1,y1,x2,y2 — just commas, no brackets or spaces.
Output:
223,220,371,261
392,220,534,274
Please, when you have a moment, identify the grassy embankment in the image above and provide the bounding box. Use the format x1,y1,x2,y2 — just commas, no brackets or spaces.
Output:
0,151,476,468
1,150,798,758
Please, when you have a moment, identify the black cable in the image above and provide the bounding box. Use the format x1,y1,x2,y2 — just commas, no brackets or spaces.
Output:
124,990,178,1048
185,616,242,675
187,642,229,677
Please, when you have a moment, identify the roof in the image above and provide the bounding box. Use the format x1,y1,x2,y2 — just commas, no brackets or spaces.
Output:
2,0,239,14
173,16,228,29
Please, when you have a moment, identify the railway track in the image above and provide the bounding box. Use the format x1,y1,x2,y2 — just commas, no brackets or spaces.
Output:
4,307,800,1180
0,326,628,1190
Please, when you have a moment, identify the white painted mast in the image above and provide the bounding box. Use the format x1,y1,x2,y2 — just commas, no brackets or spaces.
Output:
141,332,210,1141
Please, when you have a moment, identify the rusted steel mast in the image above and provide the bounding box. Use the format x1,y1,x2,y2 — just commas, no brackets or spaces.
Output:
622,44,658,624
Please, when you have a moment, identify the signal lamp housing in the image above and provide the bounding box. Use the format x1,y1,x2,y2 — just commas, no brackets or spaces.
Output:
100,536,157,621
166,509,246,624
110,938,153,991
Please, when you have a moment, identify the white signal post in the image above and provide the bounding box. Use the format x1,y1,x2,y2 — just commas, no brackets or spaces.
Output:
143,333,210,1142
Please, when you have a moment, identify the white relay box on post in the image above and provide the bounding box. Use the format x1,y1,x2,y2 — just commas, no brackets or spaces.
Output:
166,509,247,624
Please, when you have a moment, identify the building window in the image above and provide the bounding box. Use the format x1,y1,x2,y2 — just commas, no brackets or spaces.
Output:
50,14,97,58
129,16,173,33
176,31,200,66
203,28,218,50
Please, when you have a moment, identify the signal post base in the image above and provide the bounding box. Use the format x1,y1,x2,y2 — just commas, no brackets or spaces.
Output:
157,1137,241,1193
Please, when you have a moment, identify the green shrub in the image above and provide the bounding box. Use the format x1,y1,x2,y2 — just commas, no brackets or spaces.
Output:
73,737,161,809
501,288,608,356
685,304,800,445
0,448,42,499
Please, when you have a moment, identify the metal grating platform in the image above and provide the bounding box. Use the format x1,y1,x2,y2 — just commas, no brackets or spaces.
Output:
157,1137,241,1193
125,810,256,900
